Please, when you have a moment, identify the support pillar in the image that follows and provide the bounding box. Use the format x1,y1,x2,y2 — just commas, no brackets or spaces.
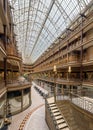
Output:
80,15,85,87
29,87,31,105
3,25,7,50
61,85,64,100
54,82,56,103
54,72,57,103
4,58,7,86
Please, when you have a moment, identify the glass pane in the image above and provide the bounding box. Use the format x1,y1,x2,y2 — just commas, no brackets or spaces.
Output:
9,0,91,64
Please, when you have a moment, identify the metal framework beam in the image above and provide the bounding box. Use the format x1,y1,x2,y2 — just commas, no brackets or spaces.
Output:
29,0,55,57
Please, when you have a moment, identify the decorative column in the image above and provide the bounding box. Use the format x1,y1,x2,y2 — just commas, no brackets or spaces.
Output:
80,15,83,83
3,25,7,86
61,85,64,99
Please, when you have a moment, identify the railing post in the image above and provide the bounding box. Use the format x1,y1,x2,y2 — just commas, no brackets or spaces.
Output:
61,85,64,99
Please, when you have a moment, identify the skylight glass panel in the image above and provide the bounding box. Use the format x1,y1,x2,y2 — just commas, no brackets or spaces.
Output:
49,4,58,19
9,0,91,64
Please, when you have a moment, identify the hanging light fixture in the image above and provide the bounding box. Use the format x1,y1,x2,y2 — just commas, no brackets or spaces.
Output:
68,66,71,73
53,65,57,103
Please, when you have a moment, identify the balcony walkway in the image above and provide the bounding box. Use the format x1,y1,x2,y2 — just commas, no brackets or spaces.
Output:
8,82,49,130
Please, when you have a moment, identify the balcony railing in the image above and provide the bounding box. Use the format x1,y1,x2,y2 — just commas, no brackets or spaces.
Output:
7,45,21,59
83,79,93,86
56,90,93,114
71,93,93,114
37,77,81,85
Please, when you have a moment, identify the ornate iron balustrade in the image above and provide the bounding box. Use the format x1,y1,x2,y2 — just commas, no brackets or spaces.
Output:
71,92,93,114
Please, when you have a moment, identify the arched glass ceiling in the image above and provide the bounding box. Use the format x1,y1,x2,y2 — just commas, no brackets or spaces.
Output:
9,0,91,64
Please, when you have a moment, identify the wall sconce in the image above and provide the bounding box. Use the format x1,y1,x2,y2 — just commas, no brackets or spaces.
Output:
68,66,71,73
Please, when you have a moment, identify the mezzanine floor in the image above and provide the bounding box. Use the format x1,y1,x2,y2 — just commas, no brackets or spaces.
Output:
8,82,49,130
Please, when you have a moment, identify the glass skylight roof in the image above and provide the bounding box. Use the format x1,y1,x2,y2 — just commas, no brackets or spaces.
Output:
9,0,91,64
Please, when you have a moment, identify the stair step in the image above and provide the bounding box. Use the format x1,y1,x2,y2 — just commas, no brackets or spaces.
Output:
50,108,59,110
56,119,65,124
49,102,55,104
61,127,70,130
49,104,56,107
49,107,58,111
53,112,61,116
51,109,59,113
58,123,68,129
50,106,58,110
55,115,63,120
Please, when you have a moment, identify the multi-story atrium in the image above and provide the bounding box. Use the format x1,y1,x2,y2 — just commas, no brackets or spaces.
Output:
0,0,93,130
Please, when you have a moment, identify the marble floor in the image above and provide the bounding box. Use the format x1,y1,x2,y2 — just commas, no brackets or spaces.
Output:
8,82,49,130
24,106,49,130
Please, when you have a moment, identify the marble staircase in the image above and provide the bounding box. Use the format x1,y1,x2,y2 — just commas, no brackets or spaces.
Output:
47,99,70,130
